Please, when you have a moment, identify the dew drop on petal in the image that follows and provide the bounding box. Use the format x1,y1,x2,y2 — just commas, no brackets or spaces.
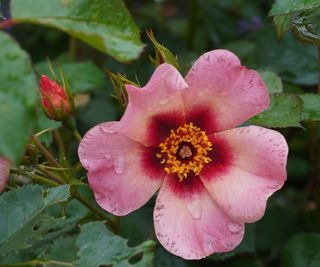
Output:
113,155,125,174
186,200,202,219
99,124,117,134
227,222,242,233
103,152,111,159
159,98,169,105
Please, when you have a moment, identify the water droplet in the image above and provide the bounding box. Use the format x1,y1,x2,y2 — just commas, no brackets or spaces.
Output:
99,124,117,134
227,222,242,233
186,200,202,219
104,153,111,159
159,98,169,105
113,156,125,174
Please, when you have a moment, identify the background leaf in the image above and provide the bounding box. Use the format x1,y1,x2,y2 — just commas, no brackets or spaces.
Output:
281,233,320,267
250,93,303,128
11,0,144,62
258,70,283,94
35,61,107,94
75,221,155,267
0,31,38,163
300,94,320,121
292,7,320,45
0,185,70,256
269,0,320,16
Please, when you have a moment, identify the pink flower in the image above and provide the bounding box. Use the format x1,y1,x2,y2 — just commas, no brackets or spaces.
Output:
39,75,73,121
0,157,10,192
78,50,288,259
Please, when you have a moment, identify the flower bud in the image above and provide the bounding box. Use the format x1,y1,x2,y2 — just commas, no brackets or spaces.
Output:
39,75,73,121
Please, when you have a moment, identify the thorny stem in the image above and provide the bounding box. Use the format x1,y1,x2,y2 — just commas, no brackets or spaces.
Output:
11,169,59,187
31,174,59,187
54,129,66,158
32,135,71,182
32,136,60,168
32,135,114,224
37,165,65,185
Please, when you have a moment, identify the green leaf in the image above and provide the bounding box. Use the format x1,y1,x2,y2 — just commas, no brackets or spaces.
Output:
0,185,70,256
292,7,320,45
45,236,78,263
258,70,283,94
35,61,107,94
300,94,320,121
255,27,318,85
0,31,38,163
154,247,188,267
281,233,320,267
272,14,292,38
11,0,144,62
75,221,155,267
250,93,303,128
269,0,320,16
269,0,320,40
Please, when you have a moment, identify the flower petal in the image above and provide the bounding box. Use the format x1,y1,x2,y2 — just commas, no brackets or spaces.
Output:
0,157,10,192
154,174,244,259
78,122,164,215
201,126,288,223
120,63,187,146
183,50,269,133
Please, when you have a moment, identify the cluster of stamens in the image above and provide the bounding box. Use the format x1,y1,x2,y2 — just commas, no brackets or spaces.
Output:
157,122,213,181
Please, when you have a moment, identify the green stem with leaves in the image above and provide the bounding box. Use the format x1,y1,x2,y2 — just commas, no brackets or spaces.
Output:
32,135,116,227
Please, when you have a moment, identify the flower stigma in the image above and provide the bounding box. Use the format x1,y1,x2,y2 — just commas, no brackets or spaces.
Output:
156,122,213,181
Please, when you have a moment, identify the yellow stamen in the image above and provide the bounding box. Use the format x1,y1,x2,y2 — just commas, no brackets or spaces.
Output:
157,122,212,181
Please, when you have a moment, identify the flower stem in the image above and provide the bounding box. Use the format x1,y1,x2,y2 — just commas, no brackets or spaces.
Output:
72,190,116,226
11,169,59,187
73,129,82,142
32,135,71,182
32,136,60,168
37,165,65,184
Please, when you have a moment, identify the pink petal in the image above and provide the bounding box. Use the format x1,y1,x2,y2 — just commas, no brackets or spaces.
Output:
120,63,187,146
78,122,164,215
0,157,10,192
183,50,269,133
201,126,288,223
154,174,244,259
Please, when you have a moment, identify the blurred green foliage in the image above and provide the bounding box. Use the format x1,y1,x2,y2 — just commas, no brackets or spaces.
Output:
0,0,320,266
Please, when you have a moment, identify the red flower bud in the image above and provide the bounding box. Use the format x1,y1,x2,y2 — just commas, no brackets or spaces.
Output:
39,75,73,121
